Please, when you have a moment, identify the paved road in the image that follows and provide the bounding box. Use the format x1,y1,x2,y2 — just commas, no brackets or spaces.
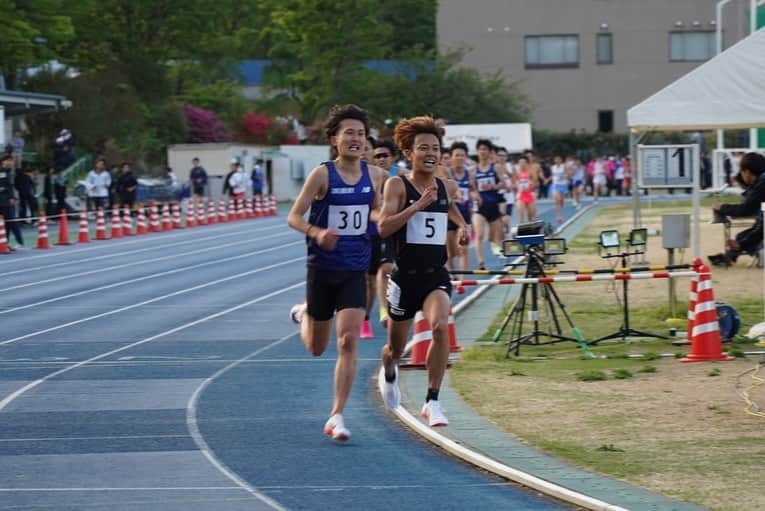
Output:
0,209,577,511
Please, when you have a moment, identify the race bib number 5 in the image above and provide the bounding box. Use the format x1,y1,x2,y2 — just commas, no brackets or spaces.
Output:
328,204,369,235
406,211,447,245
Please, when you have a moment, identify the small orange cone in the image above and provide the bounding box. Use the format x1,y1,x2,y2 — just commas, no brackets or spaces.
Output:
269,194,277,216
36,213,51,249
401,311,431,369
172,202,183,229
681,265,734,363
0,215,11,254
55,209,73,245
246,197,254,219
228,199,236,221
196,199,207,226
135,205,148,235
95,207,108,240
218,199,228,223
235,198,244,220
77,209,90,243
448,308,462,352
186,200,197,227
161,203,172,231
149,202,161,232
207,199,217,224
122,206,133,236
110,207,123,238
254,196,263,218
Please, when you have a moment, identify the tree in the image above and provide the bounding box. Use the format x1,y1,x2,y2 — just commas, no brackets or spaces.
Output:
0,0,75,89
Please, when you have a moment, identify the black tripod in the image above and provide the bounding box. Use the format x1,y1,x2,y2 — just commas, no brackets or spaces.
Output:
590,251,666,344
492,246,583,357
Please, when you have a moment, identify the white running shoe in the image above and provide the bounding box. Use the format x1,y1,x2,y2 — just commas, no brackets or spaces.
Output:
421,400,449,427
289,302,306,324
377,365,401,410
323,414,350,442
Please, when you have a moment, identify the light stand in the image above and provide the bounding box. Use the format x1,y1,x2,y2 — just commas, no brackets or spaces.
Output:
590,229,665,344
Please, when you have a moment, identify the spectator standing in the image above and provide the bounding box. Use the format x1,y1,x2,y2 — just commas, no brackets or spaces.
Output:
85,158,111,211
613,157,625,196
251,159,265,198
222,159,238,198
14,167,38,223
43,166,55,215
116,162,138,209
10,130,25,171
0,155,24,249
189,158,207,199
52,168,72,214
166,167,178,189
228,161,247,200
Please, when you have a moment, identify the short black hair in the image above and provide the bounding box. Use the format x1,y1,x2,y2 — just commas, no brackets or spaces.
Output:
476,138,493,151
449,141,469,155
325,104,369,139
366,135,376,147
374,139,398,156
740,152,765,176
1,154,12,163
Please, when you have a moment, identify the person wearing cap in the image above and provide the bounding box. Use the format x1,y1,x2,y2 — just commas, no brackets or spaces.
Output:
189,157,207,199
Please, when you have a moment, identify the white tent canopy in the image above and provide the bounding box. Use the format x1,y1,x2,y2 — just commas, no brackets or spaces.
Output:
627,28,765,132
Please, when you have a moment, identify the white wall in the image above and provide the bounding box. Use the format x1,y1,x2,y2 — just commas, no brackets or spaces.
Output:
167,143,330,201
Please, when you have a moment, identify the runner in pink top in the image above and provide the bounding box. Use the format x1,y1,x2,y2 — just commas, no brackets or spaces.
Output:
515,157,537,223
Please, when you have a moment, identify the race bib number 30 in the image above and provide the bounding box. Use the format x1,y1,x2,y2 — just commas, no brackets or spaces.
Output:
328,204,369,235
406,212,447,245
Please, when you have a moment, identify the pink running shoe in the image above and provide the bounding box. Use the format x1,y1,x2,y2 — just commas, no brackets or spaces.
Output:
360,319,374,339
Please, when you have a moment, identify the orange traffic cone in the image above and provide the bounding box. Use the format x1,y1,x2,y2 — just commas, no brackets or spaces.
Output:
95,207,108,240
254,196,263,218
0,215,11,254
218,199,228,223
172,202,183,229
135,205,148,235
36,213,51,249
448,308,462,352
77,209,90,243
110,207,123,238
148,202,160,232
122,206,133,236
161,203,172,231
245,197,254,219
401,311,431,369
186,200,197,227
269,194,277,216
235,198,244,220
681,265,734,363
55,209,73,245
196,199,207,226
207,199,217,224
228,199,236,221
678,272,699,346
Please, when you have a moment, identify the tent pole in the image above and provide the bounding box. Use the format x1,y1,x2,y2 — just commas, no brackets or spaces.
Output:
630,131,641,229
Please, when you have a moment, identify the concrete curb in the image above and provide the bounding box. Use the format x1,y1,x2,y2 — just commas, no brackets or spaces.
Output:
388,203,638,511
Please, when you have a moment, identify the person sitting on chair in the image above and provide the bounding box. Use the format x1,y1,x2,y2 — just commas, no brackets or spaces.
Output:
709,152,765,267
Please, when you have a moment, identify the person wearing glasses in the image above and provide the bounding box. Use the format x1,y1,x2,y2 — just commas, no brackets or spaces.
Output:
372,140,399,327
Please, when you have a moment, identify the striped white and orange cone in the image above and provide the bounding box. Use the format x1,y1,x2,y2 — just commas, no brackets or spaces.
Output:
401,311,431,369
228,199,236,222
55,209,73,245
196,199,207,226
246,197,254,219
172,202,183,229
135,205,148,235
95,207,108,240
680,265,734,363
148,202,161,232
254,196,263,218
0,215,11,254
161,202,172,231
110,207,123,239
36,213,51,249
236,198,245,220
269,194,277,216
448,308,462,352
207,199,217,224
218,199,228,223
186,200,197,228
122,206,133,236
77,209,90,243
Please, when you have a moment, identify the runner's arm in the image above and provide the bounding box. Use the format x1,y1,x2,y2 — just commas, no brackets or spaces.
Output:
287,165,328,239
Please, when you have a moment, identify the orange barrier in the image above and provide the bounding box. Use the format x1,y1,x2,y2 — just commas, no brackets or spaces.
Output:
55,210,73,245
77,209,90,243
36,213,50,249
681,264,734,363
0,215,11,254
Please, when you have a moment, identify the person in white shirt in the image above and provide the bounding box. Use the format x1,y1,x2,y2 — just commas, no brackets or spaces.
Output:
569,157,585,209
85,158,111,211
550,155,570,223
166,167,178,188
228,162,247,200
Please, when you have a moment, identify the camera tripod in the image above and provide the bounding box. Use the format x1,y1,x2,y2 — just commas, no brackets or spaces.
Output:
493,247,591,357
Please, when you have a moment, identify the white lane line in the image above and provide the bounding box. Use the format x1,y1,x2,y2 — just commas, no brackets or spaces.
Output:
0,434,189,442
0,219,284,270
0,487,243,491
0,230,295,293
0,256,305,347
0,283,302,511
186,331,298,511
0,238,303,314
0,358,380,367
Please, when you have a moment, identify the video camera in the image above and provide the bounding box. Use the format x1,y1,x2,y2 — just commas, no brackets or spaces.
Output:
502,221,567,258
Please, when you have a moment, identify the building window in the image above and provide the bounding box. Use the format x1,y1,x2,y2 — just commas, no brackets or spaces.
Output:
596,33,613,64
598,110,614,133
669,31,715,61
525,35,579,68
